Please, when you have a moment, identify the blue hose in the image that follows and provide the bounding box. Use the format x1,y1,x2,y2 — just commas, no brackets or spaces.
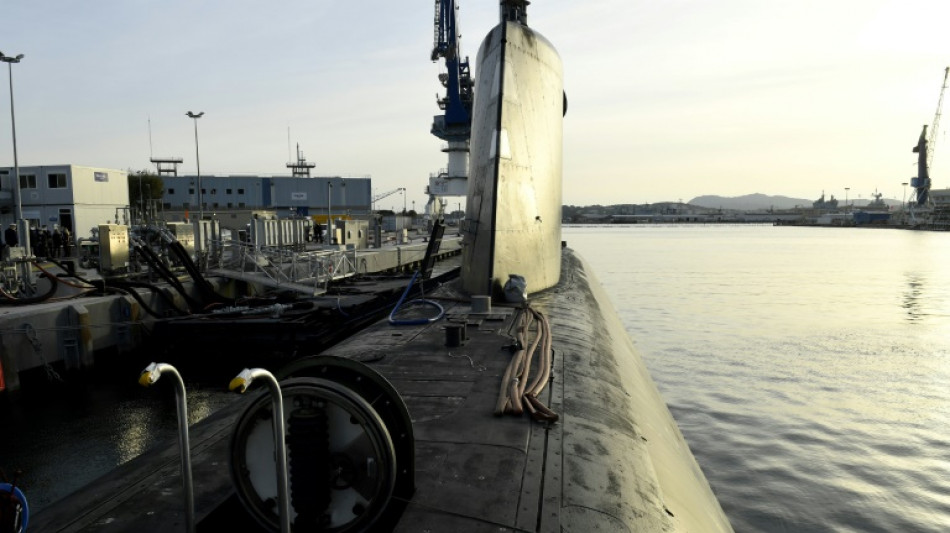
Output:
388,271,445,326
0,482,29,533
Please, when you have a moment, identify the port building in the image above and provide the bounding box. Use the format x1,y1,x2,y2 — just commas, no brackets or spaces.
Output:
159,175,372,219
0,164,129,238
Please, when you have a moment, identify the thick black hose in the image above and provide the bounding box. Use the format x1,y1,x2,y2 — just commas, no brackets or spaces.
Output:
133,244,203,312
166,241,232,306
108,280,187,318
0,270,58,306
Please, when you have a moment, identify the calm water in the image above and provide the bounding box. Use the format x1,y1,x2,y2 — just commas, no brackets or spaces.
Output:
0,365,240,513
565,224,950,533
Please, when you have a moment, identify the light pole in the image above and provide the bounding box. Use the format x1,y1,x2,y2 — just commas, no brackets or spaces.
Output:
402,188,407,214
1,52,26,245
186,111,204,220
327,180,333,244
902,181,908,224
844,187,850,212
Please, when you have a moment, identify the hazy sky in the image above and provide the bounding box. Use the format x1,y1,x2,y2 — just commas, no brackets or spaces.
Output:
1,0,948,209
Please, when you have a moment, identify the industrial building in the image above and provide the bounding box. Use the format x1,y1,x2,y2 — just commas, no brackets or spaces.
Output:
159,175,373,220
0,164,129,239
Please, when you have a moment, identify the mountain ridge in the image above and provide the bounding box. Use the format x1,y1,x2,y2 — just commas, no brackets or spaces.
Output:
689,193,900,210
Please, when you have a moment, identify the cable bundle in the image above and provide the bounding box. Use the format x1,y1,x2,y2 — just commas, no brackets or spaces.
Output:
494,307,558,422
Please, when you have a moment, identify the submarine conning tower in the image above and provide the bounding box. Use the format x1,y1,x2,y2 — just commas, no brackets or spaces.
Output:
460,0,564,298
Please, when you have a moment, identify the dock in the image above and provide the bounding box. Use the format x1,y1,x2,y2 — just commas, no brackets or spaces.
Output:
0,236,462,391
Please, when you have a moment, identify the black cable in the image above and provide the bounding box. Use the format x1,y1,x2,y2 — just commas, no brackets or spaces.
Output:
0,270,59,306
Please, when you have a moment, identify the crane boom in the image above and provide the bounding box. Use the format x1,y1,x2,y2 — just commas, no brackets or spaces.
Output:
927,66,949,170
373,187,404,203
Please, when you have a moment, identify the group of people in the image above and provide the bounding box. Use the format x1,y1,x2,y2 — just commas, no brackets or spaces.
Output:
1,223,72,259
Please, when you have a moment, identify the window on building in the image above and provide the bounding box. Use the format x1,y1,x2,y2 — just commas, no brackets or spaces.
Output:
20,175,36,189
168,188,175,195
238,188,245,194
163,203,171,209
238,202,246,208
201,189,206,194
227,202,233,208
189,188,194,194
211,188,216,195
48,173,67,188
226,188,233,194
213,203,219,208
183,202,190,209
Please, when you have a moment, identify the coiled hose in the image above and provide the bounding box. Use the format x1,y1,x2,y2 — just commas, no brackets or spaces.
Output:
0,482,28,533
495,306,558,422
388,271,445,326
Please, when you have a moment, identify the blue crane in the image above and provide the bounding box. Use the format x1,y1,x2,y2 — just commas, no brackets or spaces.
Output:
430,0,474,141
425,0,474,224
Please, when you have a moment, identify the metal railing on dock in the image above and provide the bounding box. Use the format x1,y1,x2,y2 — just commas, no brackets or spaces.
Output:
207,240,357,296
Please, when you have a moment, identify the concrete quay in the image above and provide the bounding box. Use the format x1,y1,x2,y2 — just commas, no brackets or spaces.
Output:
0,237,462,392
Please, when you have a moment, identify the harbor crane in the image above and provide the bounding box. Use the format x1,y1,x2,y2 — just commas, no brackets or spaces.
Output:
424,0,474,223
911,66,948,209
372,187,405,212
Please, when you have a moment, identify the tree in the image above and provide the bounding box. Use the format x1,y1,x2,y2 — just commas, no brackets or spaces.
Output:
127,169,164,216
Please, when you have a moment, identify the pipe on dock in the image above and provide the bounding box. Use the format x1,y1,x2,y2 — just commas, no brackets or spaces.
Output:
229,368,291,533
138,362,195,533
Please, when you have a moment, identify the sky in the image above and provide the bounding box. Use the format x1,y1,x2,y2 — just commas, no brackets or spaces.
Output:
1,0,949,209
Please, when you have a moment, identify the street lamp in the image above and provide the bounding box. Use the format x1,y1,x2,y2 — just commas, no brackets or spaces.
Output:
0,52,26,242
327,180,333,244
844,187,850,211
902,181,909,224
186,111,204,220
402,188,407,214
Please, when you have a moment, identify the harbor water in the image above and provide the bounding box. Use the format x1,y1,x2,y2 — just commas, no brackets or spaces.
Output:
565,224,950,532
5,223,950,532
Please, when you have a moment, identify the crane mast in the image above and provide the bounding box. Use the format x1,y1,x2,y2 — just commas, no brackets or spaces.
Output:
425,0,474,223
911,67,949,207
430,0,474,138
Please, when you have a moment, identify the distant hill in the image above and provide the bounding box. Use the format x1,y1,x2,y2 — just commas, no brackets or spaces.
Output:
689,194,811,210
688,194,900,211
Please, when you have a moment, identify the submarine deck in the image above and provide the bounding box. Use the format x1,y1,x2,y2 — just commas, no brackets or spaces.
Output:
32,249,732,532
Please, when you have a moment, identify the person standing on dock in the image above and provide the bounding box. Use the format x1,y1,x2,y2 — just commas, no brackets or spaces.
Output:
62,227,72,258
52,225,63,258
28,226,38,256
4,224,16,259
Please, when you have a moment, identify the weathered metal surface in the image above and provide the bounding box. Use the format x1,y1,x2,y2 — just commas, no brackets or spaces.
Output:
462,21,563,297
32,249,731,532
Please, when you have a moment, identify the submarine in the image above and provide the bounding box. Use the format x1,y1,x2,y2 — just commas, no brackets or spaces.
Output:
30,1,733,531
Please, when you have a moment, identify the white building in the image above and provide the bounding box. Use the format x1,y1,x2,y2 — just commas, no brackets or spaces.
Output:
0,165,129,238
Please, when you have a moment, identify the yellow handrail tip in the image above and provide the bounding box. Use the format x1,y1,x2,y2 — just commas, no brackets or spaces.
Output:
229,376,248,393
